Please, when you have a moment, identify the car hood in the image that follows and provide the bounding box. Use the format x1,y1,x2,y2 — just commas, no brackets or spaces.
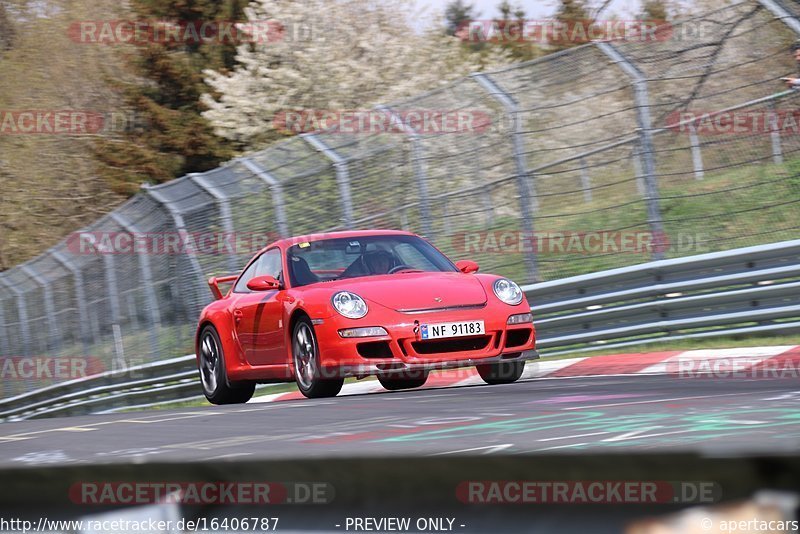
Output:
321,272,488,311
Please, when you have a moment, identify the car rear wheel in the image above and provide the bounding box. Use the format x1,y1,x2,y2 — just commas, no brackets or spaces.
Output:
198,325,255,404
476,359,525,385
378,370,429,391
292,317,344,398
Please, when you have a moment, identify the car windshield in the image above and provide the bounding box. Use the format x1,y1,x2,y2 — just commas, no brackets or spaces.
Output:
286,234,457,287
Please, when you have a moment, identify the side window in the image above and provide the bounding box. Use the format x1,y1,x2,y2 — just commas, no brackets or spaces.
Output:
233,249,282,293
255,248,283,280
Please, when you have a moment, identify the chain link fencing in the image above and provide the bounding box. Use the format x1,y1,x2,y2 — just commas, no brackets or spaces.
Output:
1,0,800,398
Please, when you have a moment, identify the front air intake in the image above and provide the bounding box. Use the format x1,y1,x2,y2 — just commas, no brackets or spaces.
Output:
410,336,491,355
357,341,394,359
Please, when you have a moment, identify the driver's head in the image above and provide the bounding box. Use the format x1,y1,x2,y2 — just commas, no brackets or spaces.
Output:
364,250,393,274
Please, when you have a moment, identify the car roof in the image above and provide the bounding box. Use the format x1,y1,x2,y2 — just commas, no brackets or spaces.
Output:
269,229,418,252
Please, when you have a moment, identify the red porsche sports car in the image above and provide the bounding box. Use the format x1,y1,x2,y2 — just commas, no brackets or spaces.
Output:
196,230,538,403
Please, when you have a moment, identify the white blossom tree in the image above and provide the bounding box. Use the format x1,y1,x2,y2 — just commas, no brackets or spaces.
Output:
201,0,511,148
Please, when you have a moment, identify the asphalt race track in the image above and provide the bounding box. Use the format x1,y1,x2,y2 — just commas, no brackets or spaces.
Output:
1,372,799,466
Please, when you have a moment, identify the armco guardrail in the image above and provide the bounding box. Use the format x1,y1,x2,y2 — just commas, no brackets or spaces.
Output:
2,239,799,421
527,239,800,355
0,355,199,421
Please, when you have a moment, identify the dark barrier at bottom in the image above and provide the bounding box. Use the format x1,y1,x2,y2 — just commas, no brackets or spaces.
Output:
1,453,798,532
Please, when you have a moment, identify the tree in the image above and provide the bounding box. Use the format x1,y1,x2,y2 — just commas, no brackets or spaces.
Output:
550,0,594,51
492,1,541,61
93,0,245,195
640,0,670,21
498,0,513,20
0,2,15,51
202,0,511,150
445,0,477,36
0,0,130,267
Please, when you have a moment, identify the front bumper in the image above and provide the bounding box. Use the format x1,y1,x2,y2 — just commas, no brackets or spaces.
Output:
312,306,537,378
332,349,540,378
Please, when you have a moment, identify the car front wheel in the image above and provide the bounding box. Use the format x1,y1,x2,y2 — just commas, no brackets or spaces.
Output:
476,359,525,385
292,317,344,398
198,325,255,404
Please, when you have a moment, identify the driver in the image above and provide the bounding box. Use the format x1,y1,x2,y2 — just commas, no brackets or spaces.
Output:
363,249,394,274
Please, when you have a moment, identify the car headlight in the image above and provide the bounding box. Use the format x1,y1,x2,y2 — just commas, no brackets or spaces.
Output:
331,291,368,319
493,278,523,305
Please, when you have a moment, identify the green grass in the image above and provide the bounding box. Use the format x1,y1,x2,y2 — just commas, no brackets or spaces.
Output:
439,153,800,283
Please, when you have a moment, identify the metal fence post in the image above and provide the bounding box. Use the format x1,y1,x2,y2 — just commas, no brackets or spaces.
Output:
631,146,646,195
109,212,162,357
142,185,209,316
0,282,10,356
301,134,355,229
442,199,453,235
579,157,593,202
687,124,705,180
79,233,122,333
20,265,61,353
375,105,433,237
51,250,92,351
471,72,539,281
757,0,800,34
103,256,122,329
0,275,32,354
768,101,783,165
241,158,290,238
596,41,666,261
188,173,238,274
462,133,496,226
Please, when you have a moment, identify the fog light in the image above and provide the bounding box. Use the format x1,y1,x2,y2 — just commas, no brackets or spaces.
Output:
507,313,533,324
338,326,388,338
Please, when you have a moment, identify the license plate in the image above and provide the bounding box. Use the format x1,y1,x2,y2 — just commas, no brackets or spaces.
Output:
421,320,485,340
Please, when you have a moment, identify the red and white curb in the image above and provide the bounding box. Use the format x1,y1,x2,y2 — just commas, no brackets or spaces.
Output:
251,345,800,403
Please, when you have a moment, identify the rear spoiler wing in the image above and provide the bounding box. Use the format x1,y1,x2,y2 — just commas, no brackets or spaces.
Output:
208,274,239,300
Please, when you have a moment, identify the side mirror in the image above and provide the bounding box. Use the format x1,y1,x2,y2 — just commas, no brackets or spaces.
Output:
246,275,281,291
455,260,479,274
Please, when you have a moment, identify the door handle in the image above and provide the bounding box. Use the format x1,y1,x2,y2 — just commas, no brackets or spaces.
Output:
233,310,243,324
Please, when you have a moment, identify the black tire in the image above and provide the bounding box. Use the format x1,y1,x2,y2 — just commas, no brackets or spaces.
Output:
198,325,255,405
476,359,525,385
292,317,344,398
378,370,429,391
